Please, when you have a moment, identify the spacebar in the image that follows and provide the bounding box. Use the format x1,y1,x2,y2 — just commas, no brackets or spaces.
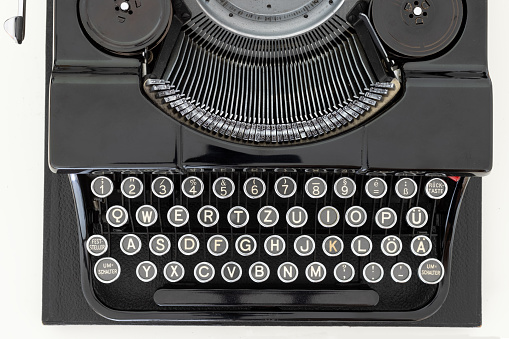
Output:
154,289,379,307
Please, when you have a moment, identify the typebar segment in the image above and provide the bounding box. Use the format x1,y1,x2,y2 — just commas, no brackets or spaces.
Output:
154,289,379,307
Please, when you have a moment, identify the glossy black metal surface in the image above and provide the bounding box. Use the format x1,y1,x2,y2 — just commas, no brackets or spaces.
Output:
49,0,492,175
44,0,490,325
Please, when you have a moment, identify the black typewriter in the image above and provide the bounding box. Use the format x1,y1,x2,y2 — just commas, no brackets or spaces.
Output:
7,0,491,325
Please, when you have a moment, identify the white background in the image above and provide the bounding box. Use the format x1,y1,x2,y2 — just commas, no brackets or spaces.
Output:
0,1,507,338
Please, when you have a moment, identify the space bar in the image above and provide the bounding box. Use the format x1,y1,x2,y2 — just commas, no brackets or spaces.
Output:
154,289,379,307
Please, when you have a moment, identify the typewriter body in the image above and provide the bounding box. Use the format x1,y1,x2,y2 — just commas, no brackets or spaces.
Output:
40,0,491,324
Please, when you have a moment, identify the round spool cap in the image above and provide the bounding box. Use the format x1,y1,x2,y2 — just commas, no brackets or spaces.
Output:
371,0,463,58
79,0,172,55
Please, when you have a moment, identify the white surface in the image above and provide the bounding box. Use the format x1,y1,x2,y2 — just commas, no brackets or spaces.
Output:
0,1,507,338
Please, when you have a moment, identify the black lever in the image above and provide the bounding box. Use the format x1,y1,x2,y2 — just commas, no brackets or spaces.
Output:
4,0,26,44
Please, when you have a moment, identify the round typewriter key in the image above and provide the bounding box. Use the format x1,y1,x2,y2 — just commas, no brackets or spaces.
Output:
334,262,355,283
86,235,108,257
136,205,158,227
322,236,344,257
167,205,189,227
91,176,114,198
149,235,171,256
136,261,157,283
318,206,340,228
334,177,356,199
244,177,266,199
294,235,315,256
94,257,121,284
106,205,128,227
351,235,372,257
391,263,412,284
365,178,387,199
305,177,327,199
395,178,417,199
274,176,297,198
411,235,433,256
221,262,242,283
264,235,286,256
178,234,200,256
257,206,279,228
406,207,428,228
286,206,308,228
418,259,445,285
235,235,257,256
381,236,403,257
164,261,185,283
345,206,367,228
194,262,215,283
197,205,220,228
120,234,142,255
227,206,249,228
375,207,398,229
181,176,204,198
363,263,384,283
213,177,235,199
305,262,327,283
426,178,449,200
249,262,270,283
207,235,229,256
121,177,144,199
151,177,174,198
278,262,299,283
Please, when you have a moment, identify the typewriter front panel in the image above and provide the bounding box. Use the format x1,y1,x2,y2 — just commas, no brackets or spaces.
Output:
47,0,491,323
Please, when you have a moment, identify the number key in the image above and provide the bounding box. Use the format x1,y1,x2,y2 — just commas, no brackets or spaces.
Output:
213,177,235,199
244,177,266,199
274,176,297,198
305,177,327,199
182,176,204,198
91,176,114,198
151,177,174,198
334,177,356,199
121,177,143,199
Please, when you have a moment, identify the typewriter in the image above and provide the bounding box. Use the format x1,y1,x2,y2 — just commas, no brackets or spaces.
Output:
6,0,491,325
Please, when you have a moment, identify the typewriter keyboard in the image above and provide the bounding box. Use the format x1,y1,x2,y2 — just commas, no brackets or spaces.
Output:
78,171,460,312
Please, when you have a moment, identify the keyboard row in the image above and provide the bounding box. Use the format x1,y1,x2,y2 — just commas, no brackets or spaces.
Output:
87,233,434,258
91,175,449,201
104,204,431,229
93,257,444,285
